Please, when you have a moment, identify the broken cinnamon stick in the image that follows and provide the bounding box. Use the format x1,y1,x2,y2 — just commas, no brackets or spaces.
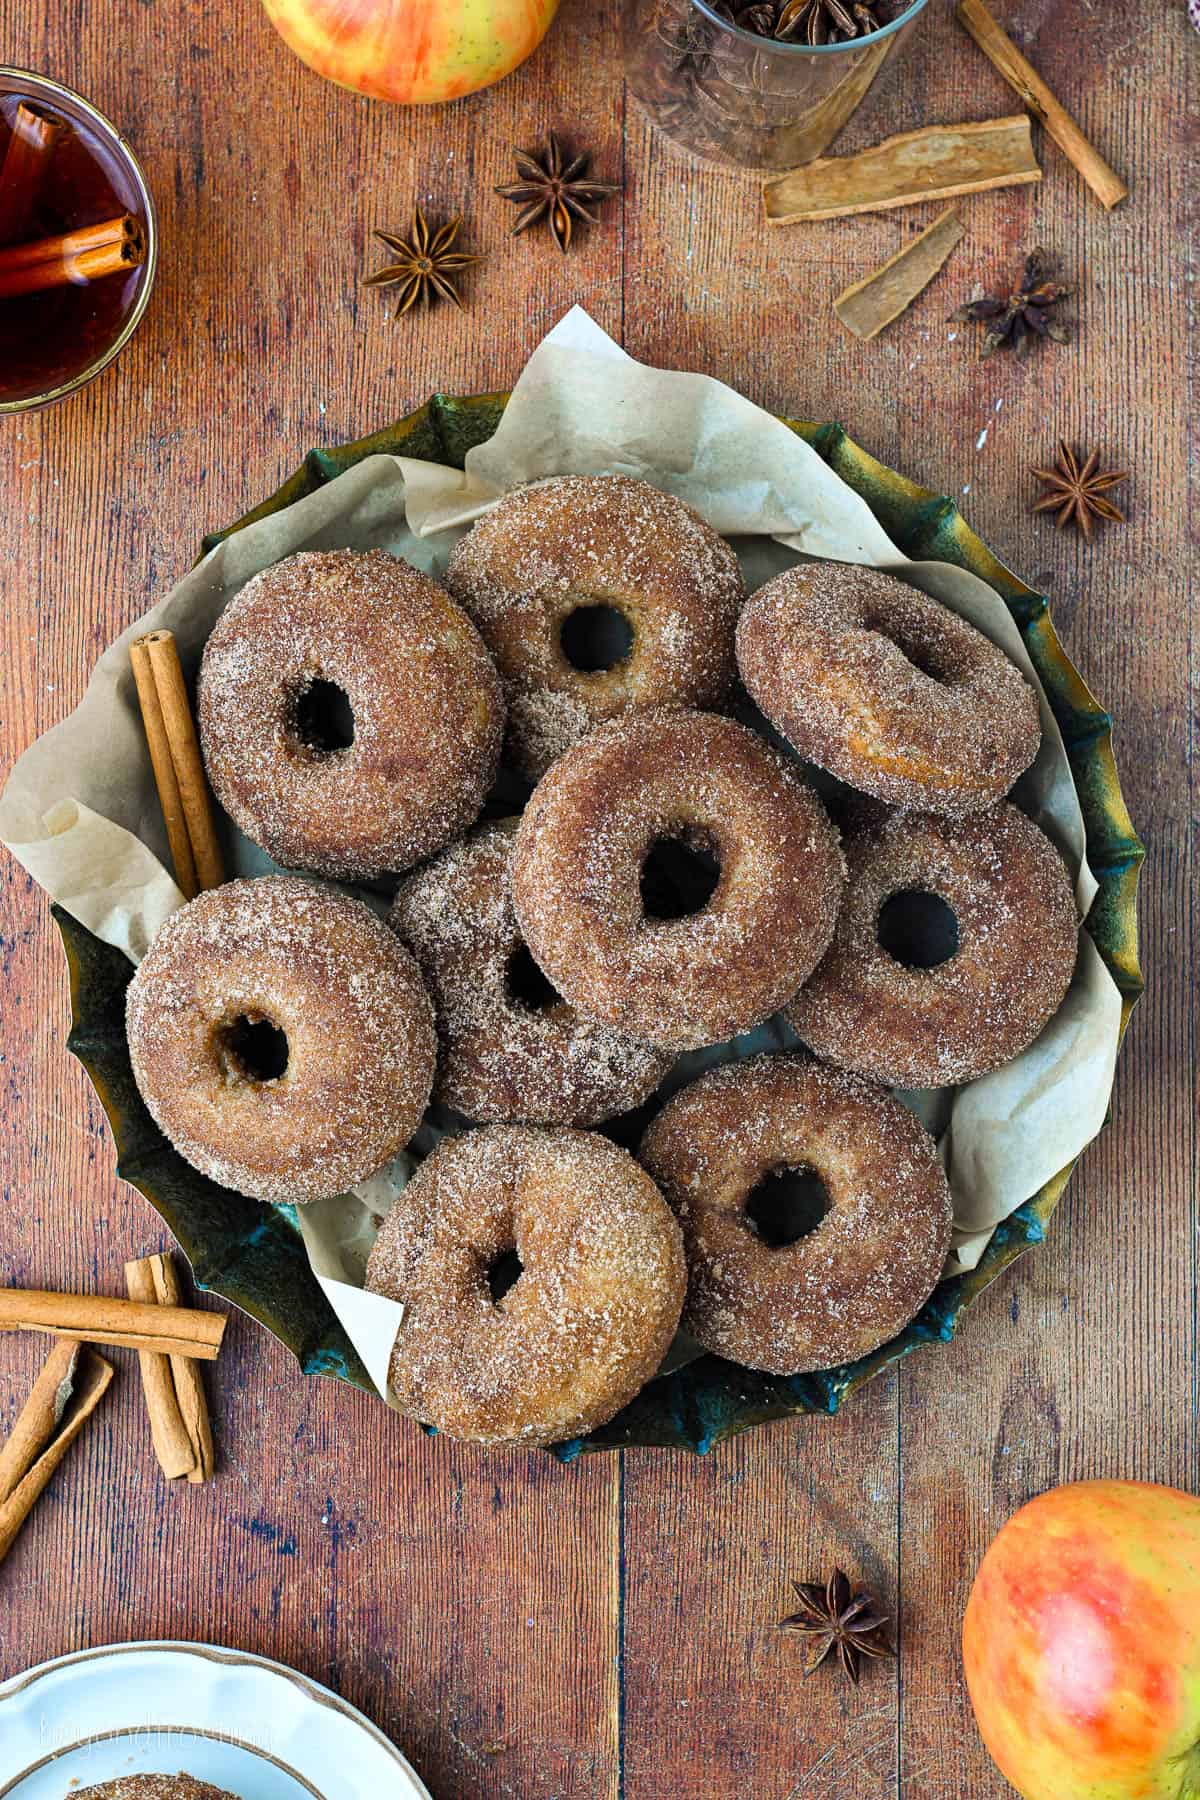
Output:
956,0,1128,210
763,115,1041,226
130,638,199,899
0,1288,226,1362
0,102,60,245
0,1341,114,1566
835,208,966,340
134,630,225,893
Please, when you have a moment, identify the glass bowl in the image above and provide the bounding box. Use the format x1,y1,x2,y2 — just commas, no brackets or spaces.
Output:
0,69,157,414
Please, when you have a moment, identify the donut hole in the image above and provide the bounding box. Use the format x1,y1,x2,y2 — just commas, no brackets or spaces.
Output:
486,1246,525,1306
505,944,561,1013
559,603,635,674
217,1013,290,1084
640,829,722,921
291,677,356,754
868,617,951,684
878,889,960,970
744,1165,831,1248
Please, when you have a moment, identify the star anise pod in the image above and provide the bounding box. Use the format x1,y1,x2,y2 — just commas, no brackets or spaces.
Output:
363,208,481,317
1032,442,1128,540
495,132,621,254
779,1568,895,1685
775,0,905,43
950,248,1071,359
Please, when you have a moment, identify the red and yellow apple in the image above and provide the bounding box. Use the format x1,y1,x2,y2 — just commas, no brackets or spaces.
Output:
261,0,560,104
963,1480,1200,1800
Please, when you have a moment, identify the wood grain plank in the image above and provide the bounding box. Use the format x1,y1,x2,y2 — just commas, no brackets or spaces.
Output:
0,0,1193,1795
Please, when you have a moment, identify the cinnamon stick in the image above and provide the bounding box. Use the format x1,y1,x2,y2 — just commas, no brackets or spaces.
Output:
835,208,966,340
763,115,1041,226
0,227,145,302
956,0,1128,210
0,102,60,245
134,631,225,893
130,639,199,899
125,1258,202,1480
149,1252,216,1484
0,1288,226,1362
0,1341,114,1566
0,212,142,274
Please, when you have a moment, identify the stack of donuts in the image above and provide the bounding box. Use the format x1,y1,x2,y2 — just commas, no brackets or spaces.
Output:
125,474,1079,1449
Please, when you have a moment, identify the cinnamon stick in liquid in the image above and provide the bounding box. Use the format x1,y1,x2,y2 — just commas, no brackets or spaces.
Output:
0,222,145,302
0,101,60,245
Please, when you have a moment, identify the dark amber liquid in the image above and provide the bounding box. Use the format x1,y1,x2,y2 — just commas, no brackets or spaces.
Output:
0,92,149,405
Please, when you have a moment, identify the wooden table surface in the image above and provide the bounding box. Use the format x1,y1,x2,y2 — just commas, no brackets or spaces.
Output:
0,1,1194,1794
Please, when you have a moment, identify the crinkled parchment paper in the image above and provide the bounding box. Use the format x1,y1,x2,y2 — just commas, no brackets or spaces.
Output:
0,307,1122,1402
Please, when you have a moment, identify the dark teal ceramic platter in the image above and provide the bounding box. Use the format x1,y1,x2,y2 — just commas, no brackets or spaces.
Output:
56,393,1145,1460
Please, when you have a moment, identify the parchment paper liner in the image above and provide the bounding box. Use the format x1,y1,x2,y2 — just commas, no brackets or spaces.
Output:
0,308,1122,1407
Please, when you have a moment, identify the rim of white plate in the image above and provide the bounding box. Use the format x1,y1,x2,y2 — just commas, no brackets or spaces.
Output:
0,1641,432,1800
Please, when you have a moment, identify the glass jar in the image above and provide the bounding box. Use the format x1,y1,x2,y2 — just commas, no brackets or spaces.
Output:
624,0,929,174
0,69,157,413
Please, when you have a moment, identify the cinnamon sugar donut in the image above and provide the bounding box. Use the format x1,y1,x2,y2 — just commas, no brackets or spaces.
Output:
444,475,744,779
736,562,1042,816
511,708,845,1052
788,802,1079,1087
78,1782,242,1799
390,819,671,1126
365,1126,686,1446
126,877,436,1204
198,548,504,879
639,1053,952,1375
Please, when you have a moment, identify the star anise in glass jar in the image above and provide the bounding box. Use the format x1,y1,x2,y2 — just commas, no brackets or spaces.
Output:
774,0,907,42
950,248,1071,359
780,1568,896,1685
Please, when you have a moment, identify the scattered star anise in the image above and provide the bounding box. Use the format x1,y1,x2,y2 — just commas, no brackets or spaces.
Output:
950,248,1071,359
363,208,481,317
495,132,621,254
779,1568,895,1686
1032,443,1128,540
774,0,907,43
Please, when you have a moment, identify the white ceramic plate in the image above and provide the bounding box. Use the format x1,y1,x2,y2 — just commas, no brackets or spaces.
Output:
0,1642,432,1800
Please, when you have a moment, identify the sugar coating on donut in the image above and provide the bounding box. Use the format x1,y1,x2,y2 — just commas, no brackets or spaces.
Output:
77,1781,243,1800
126,877,436,1205
737,562,1042,817
445,475,745,778
639,1052,952,1375
788,801,1079,1087
511,707,846,1052
391,819,671,1126
199,548,504,879
365,1125,686,1447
